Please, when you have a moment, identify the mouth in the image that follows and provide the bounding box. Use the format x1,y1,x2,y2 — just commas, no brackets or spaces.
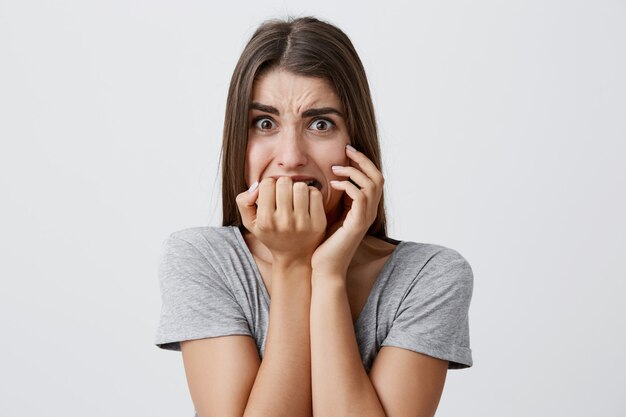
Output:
301,179,323,191
269,175,323,192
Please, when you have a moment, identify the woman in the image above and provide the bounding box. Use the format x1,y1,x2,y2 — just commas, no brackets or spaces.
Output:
155,16,473,417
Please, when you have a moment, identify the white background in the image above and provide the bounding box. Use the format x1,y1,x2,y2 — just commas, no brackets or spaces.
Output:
1,0,625,416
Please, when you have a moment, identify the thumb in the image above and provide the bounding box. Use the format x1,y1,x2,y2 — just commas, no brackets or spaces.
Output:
235,181,259,231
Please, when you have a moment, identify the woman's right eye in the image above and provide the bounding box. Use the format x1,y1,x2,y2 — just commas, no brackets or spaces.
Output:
253,117,276,130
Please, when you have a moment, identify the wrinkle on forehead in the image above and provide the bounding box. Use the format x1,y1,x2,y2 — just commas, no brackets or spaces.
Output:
251,69,342,117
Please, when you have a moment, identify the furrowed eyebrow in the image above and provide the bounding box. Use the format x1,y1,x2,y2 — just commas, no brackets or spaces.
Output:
250,102,344,118
250,102,279,115
302,107,344,118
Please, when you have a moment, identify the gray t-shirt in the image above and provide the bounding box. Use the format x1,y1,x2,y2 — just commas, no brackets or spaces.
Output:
154,225,473,371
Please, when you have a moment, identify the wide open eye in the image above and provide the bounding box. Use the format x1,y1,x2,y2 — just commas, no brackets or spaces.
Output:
309,118,335,132
252,117,276,130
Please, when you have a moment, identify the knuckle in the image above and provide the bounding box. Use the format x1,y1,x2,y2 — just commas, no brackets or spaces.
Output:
278,219,294,232
260,177,275,188
366,185,378,195
274,211,289,225
257,214,271,229
295,217,308,231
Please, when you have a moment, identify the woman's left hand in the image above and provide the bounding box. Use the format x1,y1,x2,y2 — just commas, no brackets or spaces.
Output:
311,144,384,279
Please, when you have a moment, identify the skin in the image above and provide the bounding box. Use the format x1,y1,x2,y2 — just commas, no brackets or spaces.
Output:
227,68,449,417
236,68,386,277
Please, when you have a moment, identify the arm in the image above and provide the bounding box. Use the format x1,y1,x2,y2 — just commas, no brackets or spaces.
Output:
181,336,260,417
310,275,448,417
242,261,313,417
233,176,327,416
309,145,454,416
310,276,385,416
180,261,313,417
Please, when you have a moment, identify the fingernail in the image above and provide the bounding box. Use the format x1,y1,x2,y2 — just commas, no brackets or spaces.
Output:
346,144,357,152
248,181,258,193
331,165,343,171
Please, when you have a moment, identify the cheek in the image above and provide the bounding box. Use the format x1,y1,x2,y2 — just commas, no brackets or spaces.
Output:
319,140,350,166
245,142,273,181
321,142,350,208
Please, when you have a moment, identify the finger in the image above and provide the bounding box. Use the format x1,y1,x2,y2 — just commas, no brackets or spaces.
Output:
331,164,373,190
293,181,310,223
329,180,367,221
275,176,294,214
257,178,276,225
345,145,384,188
309,186,326,230
235,181,260,230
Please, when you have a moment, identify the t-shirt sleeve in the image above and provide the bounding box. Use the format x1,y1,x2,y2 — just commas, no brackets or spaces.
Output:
381,247,474,369
154,235,252,351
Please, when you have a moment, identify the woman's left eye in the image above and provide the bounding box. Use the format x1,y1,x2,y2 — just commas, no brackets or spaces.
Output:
309,118,335,132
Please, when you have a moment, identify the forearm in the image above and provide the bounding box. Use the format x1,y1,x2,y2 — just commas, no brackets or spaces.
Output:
243,262,313,417
310,276,386,417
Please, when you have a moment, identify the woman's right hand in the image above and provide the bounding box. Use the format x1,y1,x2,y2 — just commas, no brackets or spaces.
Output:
236,177,327,266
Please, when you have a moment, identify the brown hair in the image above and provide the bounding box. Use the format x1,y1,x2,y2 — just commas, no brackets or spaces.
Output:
220,16,388,238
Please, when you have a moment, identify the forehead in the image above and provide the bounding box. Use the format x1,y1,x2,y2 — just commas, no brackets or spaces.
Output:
250,69,341,110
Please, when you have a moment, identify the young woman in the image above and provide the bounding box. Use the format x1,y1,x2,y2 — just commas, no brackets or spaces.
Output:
155,16,473,417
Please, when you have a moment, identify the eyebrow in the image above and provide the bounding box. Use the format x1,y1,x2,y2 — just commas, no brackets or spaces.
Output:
250,102,344,118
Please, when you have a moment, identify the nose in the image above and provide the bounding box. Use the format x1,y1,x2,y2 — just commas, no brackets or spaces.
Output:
276,128,308,169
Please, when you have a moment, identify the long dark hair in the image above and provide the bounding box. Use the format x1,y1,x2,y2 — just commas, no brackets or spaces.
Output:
220,16,388,238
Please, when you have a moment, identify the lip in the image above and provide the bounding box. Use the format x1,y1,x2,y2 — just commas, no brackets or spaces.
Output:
267,175,324,191
269,175,319,182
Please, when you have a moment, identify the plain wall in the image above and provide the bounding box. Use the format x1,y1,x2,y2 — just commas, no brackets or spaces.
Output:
1,0,625,416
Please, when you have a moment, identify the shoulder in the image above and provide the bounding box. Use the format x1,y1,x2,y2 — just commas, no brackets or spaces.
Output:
166,225,237,247
158,226,247,290
381,242,474,363
161,225,241,257
391,240,473,289
158,226,244,273
393,239,471,267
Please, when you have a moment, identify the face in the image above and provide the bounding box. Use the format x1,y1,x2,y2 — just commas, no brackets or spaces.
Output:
245,68,351,216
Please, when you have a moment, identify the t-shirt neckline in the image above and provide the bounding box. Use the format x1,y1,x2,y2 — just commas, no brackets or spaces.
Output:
230,225,405,329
